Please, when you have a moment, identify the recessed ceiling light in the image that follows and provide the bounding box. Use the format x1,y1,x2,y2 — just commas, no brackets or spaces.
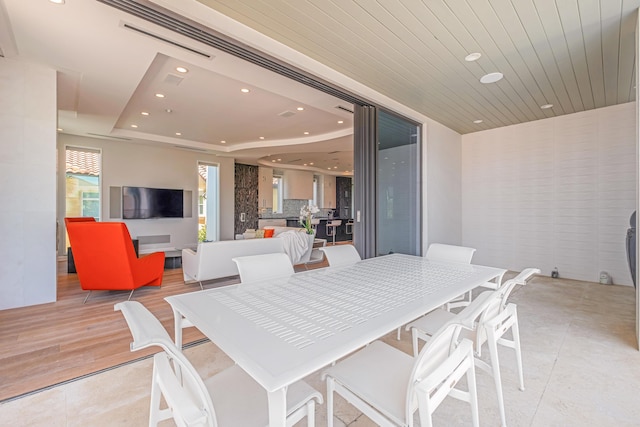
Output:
338,120,344,124
297,107,304,111
465,52,482,62
309,162,314,165
473,119,483,124
240,88,250,93
540,103,554,109
131,124,138,128
175,132,182,136
480,72,503,84
333,166,338,169
155,93,165,98
220,140,226,144
57,128,63,132
303,131,309,135
277,158,281,161
141,111,149,116
327,168,331,170
165,108,172,113
272,160,276,162
259,136,265,140
49,0,65,4
303,163,308,166
175,66,188,73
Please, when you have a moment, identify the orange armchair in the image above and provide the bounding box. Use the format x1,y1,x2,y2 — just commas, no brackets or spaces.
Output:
66,221,165,303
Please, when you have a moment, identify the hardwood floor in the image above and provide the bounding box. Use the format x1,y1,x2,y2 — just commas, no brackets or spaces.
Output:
0,260,236,402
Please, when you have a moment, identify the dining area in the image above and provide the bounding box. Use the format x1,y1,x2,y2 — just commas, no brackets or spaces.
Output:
114,243,544,427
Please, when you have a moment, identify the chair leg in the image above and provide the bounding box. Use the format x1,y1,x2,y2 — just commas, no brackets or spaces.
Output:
511,311,525,391
83,290,92,304
127,289,135,301
486,330,507,427
326,377,335,427
411,328,421,358
306,399,315,427
199,281,204,290
396,326,401,340
467,359,480,427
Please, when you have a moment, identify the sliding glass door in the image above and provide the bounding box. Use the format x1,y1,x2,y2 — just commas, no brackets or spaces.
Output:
377,111,421,255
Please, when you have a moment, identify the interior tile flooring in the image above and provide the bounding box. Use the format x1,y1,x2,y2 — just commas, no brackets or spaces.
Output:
1,272,639,426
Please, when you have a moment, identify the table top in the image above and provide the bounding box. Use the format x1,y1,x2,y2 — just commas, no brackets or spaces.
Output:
165,253,505,392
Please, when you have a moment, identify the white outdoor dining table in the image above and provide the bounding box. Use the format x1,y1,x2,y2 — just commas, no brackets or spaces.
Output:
165,253,506,427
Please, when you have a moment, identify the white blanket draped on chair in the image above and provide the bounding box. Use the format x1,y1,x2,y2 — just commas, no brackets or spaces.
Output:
278,230,313,264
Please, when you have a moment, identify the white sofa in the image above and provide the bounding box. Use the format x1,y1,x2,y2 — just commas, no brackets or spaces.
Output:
182,238,286,284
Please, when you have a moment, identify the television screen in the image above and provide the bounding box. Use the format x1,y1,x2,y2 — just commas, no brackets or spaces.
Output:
122,186,183,219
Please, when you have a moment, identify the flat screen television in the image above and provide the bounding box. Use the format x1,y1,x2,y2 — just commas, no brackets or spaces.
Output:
122,186,183,219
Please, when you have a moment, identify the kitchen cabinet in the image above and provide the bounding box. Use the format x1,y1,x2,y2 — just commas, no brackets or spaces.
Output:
284,169,313,200
258,167,273,209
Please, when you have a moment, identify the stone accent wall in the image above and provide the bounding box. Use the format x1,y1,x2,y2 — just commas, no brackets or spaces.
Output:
234,164,259,235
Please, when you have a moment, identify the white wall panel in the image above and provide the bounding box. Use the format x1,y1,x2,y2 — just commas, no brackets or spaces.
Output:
0,59,57,310
462,102,636,285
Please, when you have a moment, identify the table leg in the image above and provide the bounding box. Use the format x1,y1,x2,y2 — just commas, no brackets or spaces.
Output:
172,307,183,349
267,387,287,427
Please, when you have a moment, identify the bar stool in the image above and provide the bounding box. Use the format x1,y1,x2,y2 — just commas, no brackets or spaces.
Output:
326,219,342,245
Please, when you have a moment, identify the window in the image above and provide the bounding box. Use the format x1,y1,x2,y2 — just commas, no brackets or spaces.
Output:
65,146,101,221
272,175,283,213
81,191,100,218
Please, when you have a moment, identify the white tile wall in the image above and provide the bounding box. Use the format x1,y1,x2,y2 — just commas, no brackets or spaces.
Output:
462,103,636,285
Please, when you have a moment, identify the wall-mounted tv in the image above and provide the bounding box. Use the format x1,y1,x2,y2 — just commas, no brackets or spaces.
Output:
122,186,183,219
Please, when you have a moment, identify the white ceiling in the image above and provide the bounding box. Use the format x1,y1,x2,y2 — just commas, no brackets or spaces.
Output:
197,0,639,134
1,0,638,171
0,0,355,175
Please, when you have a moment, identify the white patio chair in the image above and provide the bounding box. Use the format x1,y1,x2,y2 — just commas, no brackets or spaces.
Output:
319,244,361,268
405,267,539,427
323,322,478,427
426,243,477,310
232,252,294,283
115,301,322,427
395,243,477,340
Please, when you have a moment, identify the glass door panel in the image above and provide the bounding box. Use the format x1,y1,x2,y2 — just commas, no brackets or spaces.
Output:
377,110,420,255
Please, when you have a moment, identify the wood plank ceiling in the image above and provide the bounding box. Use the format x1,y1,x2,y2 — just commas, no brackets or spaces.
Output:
196,0,639,134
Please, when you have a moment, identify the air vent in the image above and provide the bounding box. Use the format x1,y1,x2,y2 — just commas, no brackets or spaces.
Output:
87,133,132,141
173,145,208,152
164,73,184,86
278,110,295,118
335,105,354,114
121,22,212,58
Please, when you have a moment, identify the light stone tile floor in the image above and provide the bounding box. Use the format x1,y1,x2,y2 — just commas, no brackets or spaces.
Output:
1,275,639,426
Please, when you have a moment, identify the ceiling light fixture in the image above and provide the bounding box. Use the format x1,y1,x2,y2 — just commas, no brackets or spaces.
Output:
480,72,503,84
57,128,63,131
473,119,483,124
259,136,265,140
240,88,250,93
337,120,344,124
131,124,138,128
297,107,304,111
141,111,149,116
303,131,309,135
175,132,181,136
175,66,188,73
220,140,226,144
49,0,65,4
309,162,314,165
155,93,165,98
465,52,482,62
540,103,554,109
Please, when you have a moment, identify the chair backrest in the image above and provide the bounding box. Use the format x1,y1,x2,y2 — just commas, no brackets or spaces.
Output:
407,322,464,417
115,301,217,427
319,245,361,268
66,222,138,289
497,267,540,309
232,252,294,283
425,243,476,264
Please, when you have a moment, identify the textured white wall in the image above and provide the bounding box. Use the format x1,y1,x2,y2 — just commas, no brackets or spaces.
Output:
425,122,463,250
462,103,636,285
57,134,236,251
0,59,57,310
